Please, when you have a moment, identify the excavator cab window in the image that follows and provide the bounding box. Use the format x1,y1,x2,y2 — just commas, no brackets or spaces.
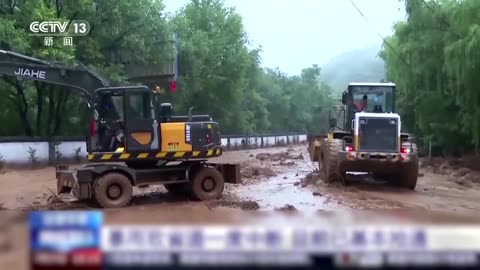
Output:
100,94,124,121
127,93,155,120
123,90,159,152
96,91,126,151
96,89,158,152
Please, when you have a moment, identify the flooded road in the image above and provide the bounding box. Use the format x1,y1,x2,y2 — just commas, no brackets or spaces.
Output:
225,150,338,213
1,144,480,269
1,144,479,218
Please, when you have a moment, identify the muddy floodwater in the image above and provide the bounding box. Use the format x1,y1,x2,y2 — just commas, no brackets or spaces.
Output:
1,144,480,269
1,144,480,221
227,156,338,212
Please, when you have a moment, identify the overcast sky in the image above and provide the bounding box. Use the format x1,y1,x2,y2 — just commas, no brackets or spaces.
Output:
163,0,406,75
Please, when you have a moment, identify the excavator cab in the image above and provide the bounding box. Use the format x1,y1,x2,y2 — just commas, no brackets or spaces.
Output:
87,85,223,159
89,86,160,153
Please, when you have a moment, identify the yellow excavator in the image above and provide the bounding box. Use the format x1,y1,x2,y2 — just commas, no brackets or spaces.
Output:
0,49,240,208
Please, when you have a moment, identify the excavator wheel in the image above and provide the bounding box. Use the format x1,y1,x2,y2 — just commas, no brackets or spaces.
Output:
189,166,225,201
321,138,346,184
93,172,133,208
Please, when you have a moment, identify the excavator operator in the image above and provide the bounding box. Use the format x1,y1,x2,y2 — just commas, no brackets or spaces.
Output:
101,96,125,150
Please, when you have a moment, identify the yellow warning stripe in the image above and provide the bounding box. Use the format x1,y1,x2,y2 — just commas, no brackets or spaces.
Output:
101,154,112,160
87,149,222,162
156,152,167,158
174,151,185,158
137,153,148,158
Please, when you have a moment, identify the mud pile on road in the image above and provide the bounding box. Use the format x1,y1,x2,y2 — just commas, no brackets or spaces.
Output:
240,148,304,181
295,171,322,187
421,157,480,186
274,204,298,212
206,199,260,211
240,162,277,179
254,149,304,162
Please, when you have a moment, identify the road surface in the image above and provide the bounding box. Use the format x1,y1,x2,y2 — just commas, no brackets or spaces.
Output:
1,144,480,269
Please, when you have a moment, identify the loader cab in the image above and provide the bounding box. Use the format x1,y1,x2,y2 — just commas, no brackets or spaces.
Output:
342,82,396,132
89,86,159,153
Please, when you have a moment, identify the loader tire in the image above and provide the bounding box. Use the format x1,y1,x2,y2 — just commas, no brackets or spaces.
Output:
93,172,132,208
396,162,418,190
396,143,418,190
322,139,346,184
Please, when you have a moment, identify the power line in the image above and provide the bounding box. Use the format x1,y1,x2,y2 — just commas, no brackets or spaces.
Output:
346,0,411,68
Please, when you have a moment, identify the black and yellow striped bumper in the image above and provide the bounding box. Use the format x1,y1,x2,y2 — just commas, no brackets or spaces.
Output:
87,148,222,162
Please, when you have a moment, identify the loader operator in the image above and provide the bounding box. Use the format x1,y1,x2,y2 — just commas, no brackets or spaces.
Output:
373,95,383,113
353,94,368,112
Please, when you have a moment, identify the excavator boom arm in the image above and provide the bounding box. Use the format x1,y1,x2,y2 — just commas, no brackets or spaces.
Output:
0,49,109,108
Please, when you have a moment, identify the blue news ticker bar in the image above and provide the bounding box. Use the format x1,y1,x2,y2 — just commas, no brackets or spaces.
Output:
30,211,103,252
27,211,480,269
29,211,103,228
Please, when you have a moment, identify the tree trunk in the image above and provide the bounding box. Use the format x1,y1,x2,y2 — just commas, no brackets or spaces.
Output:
53,90,70,135
12,81,33,136
46,87,55,135
35,81,44,135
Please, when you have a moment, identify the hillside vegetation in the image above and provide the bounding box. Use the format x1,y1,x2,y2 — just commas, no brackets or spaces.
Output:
319,44,386,92
381,0,480,155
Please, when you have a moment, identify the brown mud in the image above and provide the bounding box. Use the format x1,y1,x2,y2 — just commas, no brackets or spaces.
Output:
1,145,480,269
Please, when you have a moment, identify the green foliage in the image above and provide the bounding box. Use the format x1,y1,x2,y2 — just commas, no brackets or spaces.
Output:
380,0,480,155
0,0,334,136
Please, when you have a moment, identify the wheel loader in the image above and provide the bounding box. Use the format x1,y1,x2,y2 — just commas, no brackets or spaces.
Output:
0,49,241,208
308,82,418,189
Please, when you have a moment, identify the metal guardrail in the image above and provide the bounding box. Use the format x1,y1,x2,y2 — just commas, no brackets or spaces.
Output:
0,133,307,167
221,133,306,151
0,133,307,143
221,132,306,138
0,136,86,143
